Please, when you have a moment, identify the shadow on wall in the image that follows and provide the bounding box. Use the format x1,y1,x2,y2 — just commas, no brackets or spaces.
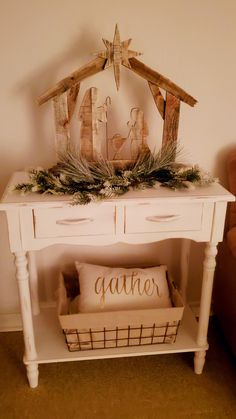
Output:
0,31,96,196
0,212,20,313
11,25,101,170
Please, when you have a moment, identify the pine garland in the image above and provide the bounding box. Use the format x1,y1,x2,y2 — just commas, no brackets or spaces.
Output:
14,144,215,205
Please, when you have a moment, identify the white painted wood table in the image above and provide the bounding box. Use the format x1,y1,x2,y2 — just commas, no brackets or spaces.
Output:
0,172,234,388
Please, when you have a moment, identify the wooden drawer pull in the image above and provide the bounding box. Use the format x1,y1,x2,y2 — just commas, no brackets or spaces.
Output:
146,215,180,222
56,217,94,225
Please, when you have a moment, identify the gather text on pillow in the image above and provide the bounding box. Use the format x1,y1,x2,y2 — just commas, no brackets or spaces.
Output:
95,271,161,307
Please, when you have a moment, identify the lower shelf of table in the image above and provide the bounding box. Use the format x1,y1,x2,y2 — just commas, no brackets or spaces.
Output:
25,305,208,365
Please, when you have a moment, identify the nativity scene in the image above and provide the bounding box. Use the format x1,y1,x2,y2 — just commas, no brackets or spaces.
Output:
15,25,214,204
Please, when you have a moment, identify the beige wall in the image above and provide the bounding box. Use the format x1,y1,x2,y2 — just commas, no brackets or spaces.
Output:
1,0,236,318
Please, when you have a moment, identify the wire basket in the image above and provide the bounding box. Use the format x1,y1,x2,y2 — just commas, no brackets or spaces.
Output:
63,321,181,351
58,274,184,352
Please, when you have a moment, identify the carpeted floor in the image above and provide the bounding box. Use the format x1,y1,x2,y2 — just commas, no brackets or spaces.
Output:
0,317,235,419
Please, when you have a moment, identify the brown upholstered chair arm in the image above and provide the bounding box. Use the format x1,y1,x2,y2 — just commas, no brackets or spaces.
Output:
227,152,236,229
227,226,236,259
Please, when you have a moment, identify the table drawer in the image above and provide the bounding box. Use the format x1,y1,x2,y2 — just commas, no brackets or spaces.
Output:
125,202,203,234
33,206,115,238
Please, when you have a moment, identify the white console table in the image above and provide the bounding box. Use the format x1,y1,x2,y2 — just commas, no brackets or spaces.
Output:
0,172,234,388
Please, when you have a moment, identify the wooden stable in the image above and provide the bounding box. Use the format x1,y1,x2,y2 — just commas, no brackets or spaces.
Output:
37,25,197,163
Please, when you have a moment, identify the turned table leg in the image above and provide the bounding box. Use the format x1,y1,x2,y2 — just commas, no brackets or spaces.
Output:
28,251,40,316
180,238,191,303
14,251,39,388
194,242,218,374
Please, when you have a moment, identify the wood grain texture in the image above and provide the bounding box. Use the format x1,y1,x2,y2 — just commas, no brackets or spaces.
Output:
128,58,197,107
78,88,95,161
97,24,142,90
37,57,106,106
162,93,180,152
67,83,80,122
127,107,149,159
112,24,122,90
78,87,107,161
148,82,165,119
53,93,70,154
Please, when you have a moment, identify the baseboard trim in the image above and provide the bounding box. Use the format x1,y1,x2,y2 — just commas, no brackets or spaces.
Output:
189,301,200,317
189,301,214,318
0,301,213,332
0,313,22,332
0,301,56,332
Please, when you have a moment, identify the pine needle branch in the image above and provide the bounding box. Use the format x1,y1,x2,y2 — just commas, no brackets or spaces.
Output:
13,146,216,205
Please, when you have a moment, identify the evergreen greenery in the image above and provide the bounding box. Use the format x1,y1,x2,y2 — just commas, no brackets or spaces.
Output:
14,144,215,205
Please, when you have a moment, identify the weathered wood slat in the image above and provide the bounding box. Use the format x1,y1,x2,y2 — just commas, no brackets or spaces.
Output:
37,57,106,106
113,24,122,90
127,107,149,159
97,25,142,90
128,58,197,107
53,93,70,154
148,82,165,119
162,93,180,155
67,83,80,122
78,88,94,161
78,87,107,161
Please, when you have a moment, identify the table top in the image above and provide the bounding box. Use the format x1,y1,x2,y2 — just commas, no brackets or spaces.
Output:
0,171,235,209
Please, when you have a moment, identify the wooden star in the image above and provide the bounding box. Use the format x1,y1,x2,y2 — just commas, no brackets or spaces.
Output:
96,24,142,90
